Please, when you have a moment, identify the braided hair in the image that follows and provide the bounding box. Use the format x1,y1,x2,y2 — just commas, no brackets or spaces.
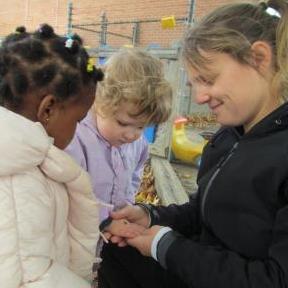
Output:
0,24,103,108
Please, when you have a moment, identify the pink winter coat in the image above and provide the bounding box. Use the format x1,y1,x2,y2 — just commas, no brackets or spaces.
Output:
0,107,100,288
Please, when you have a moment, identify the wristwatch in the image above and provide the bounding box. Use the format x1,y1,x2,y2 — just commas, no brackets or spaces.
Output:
99,216,113,232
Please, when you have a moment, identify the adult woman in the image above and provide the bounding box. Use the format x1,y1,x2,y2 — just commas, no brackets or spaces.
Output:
98,1,288,287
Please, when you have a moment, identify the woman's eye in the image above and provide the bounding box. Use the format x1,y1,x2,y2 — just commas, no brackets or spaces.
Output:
194,75,215,86
200,76,213,86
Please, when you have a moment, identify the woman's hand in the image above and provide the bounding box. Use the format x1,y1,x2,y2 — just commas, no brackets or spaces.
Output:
127,225,163,257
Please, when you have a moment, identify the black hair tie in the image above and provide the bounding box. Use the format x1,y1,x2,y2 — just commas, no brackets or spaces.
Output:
37,24,54,39
259,2,268,10
15,26,26,34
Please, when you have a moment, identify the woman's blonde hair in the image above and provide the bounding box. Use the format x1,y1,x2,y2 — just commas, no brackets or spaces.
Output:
183,0,288,101
94,48,172,125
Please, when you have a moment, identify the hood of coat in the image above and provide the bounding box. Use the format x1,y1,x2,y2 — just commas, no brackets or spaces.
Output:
0,107,52,177
0,107,92,187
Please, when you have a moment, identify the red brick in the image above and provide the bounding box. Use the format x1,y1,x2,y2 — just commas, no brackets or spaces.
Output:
0,0,257,48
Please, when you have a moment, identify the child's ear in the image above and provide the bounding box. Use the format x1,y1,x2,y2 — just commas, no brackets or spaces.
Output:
37,94,57,127
250,41,273,74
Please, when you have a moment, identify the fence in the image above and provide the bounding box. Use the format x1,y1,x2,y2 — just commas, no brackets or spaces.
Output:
69,0,196,48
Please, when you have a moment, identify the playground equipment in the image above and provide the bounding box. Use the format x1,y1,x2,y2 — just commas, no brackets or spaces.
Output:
171,117,207,167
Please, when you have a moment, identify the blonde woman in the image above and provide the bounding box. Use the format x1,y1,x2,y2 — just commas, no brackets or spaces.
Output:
98,1,288,287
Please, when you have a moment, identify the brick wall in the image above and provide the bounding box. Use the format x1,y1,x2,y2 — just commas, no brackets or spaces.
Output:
0,0,255,48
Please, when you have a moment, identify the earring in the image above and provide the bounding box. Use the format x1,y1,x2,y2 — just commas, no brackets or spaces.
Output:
45,117,49,123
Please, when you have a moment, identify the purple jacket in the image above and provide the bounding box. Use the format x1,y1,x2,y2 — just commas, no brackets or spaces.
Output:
65,112,149,221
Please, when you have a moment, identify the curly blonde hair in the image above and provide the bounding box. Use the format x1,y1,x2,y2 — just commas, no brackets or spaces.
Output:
94,48,172,125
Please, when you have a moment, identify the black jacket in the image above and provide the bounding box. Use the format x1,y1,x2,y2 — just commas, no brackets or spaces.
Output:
151,103,288,288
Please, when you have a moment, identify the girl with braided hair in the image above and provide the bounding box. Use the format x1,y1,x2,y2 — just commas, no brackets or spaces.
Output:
0,24,103,287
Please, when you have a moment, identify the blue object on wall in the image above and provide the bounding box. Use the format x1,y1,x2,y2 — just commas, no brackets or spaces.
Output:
144,125,157,143
98,57,106,65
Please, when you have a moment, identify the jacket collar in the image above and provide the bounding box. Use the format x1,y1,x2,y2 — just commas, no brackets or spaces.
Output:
81,111,112,148
211,103,288,145
0,107,84,183
0,107,51,176
232,102,288,139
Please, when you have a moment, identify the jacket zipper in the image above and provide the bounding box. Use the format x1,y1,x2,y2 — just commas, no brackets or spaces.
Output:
201,142,239,225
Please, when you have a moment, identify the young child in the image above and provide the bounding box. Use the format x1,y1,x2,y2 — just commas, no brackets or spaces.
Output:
66,48,172,235
0,24,103,287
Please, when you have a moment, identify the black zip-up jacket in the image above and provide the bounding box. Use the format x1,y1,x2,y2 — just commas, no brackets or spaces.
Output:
150,103,288,288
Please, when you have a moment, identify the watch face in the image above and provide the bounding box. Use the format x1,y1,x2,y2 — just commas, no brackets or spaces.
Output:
99,216,113,231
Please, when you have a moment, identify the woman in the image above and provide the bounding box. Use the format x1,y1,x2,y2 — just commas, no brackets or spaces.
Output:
98,1,288,287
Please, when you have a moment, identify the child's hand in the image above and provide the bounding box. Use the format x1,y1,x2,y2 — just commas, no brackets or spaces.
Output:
101,230,130,247
104,219,146,240
110,205,150,228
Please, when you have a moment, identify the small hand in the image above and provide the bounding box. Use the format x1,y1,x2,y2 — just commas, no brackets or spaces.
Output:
111,205,150,228
127,225,163,257
102,232,128,247
102,219,146,247
105,205,150,246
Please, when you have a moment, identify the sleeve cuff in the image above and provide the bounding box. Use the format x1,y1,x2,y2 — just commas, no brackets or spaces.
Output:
151,227,172,261
135,203,161,227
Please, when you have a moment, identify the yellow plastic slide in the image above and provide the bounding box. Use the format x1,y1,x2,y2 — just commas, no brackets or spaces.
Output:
171,117,207,166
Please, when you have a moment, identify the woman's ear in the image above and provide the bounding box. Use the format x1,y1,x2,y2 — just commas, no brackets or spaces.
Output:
251,41,273,74
37,94,57,127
